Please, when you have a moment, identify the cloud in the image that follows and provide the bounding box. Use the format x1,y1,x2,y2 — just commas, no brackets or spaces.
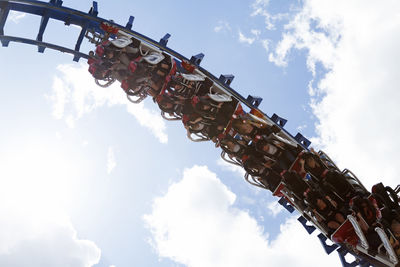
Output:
50,76,69,120
268,2,340,72
216,158,245,177
238,30,256,45
238,29,267,47
0,208,101,267
251,0,287,30
46,63,168,143
0,143,101,267
296,124,307,132
251,29,261,37
261,39,270,52
144,165,340,267
214,20,232,33
107,146,116,174
266,201,284,217
269,0,400,189
126,103,168,144
8,11,26,23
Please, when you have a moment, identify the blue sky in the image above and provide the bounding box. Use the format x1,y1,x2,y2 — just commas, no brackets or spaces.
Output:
1,0,400,266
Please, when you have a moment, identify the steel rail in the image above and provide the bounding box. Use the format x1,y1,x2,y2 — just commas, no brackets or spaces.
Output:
0,34,89,58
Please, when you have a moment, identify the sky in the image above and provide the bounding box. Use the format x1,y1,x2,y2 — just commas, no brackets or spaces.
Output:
1,0,400,266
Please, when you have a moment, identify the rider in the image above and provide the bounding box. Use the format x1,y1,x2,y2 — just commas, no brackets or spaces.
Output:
305,189,345,231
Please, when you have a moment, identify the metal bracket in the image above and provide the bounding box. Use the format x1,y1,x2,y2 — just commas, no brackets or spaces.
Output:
159,33,171,46
246,95,263,108
271,113,287,127
278,197,294,213
125,15,134,30
298,215,316,234
317,233,338,255
219,74,234,86
190,53,204,66
49,0,63,6
89,1,98,17
337,246,359,267
294,133,311,148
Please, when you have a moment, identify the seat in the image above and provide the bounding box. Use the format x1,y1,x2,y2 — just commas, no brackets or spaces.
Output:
372,183,400,210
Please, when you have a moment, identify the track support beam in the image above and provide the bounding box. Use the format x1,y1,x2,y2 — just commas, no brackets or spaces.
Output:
36,10,50,52
0,2,10,46
74,24,87,61
73,1,99,61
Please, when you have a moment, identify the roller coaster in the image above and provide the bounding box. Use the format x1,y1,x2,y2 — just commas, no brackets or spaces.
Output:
1,1,400,266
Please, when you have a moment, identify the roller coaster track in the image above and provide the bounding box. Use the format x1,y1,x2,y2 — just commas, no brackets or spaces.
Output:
0,1,398,266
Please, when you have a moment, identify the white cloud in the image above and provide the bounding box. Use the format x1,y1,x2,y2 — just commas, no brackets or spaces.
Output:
8,11,26,24
126,103,168,144
214,20,232,33
266,201,283,217
261,39,270,52
49,76,69,120
56,131,62,139
216,158,245,177
107,146,116,174
0,143,101,267
270,0,400,189
0,207,101,267
238,29,268,47
296,124,307,132
238,30,256,45
46,63,168,143
268,2,340,72
251,0,287,30
241,195,256,205
251,29,261,37
144,165,340,267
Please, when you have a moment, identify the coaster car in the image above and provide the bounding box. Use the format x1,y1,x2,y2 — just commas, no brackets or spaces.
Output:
219,134,248,167
182,114,218,142
155,93,187,121
88,58,116,88
167,73,209,98
372,183,400,211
